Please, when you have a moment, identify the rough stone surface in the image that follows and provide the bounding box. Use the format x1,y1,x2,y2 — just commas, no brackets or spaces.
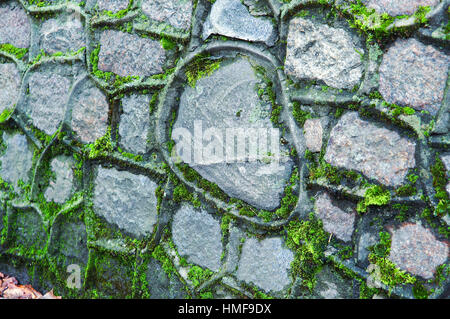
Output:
303,119,323,153
71,80,109,144
146,259,187,299
119,94,150,154
363,0,440,16
97,0,129,13
389,223,448,279
39,15,85,55
202,0,276,46
142,0,193,30
0,2,30,48
173,58,293,211
379,38,449,116
285,18,364,89
315,192,356,242
0,132,33,189
325,112,416,186
0,63,21,115
172,205,223,272
98,30,166,78
44,156,74,204
357,232,378,266
236,237,294,292
93,167,158,237
27,71,71,135
310,266,354,299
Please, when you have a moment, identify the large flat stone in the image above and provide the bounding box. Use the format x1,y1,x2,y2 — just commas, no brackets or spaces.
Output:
142,0,193,31
0,2,31,48
363,0,440,16
71,79,109,144
27,71,71,135
44,156,74,204
285,18,364,89
389,223,448,279
172,205,223,272
0,132,34,190
0,63,21,115
93,167,158,238
303,119,323,153
379,38,449,116
315,192,355,242
236,237,294,292
324,112,416,187
119,94,150,154
202,0,276,46
172,58,293,211
39,15,85,55
98,30,166,78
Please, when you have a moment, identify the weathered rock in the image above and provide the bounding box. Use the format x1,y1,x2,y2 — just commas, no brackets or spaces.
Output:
202,0,277,46
315,192,355,242
325,112,416,186
0,2,31,48
98,30,166,78
285,18,364,89
8,207,47,252
172,205,223,272
39,15,85,55
97,0,129,13
379,38,449,116
93,167,158,238
27,71,71,135
310,266,354,299
142,0,193,30
119,94,150,154
303,119,323,153
172,58,293,211
357,232,378,266
0,63,21,115
71,79,109,144
0,132,34,189
44,156,74,204
146,258,187,299
236,237,294,292
363,0,440,16
389,223,448,279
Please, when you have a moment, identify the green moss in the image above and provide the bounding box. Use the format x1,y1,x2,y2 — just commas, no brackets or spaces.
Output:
187,265,214,288
431,155,449,217
292,102,312,127
0,109,13,123
357,185,391,213
221,214,235,236
85,128,113,159
0,44,28,60
185,54,222,88
151,244,178,280
160,37,176,50
412,282,431,299
100,0,133,19
286,213,329,291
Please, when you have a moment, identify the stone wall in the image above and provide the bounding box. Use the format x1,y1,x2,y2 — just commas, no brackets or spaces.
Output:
0,0,448,299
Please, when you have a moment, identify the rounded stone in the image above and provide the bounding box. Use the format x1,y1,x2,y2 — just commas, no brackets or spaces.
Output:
324,112,416,187
118,94,151,154
0,131,34,190
389,223,448,279
70,79,109,144
303,119,323,153
44,156,75,204
285,18,364,89
0,63,21,115
172,58,293,211
97,30,166,78
93,167,158,238
172,205,223,272
0,1,31,49
142,0,193,31
379,38,449,116
236,237,294,292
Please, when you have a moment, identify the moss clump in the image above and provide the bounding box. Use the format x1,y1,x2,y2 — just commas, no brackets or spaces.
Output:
160,37,176,50
0,44,28,59
286,213,329,291
0,109,13,123
151,245,178,280
100,0,133,19
292,102,312,127
185,54,222,88
357,185,391,213
220,214,235,236
187,265,214,288
85,128,113,159
430,155,449,217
